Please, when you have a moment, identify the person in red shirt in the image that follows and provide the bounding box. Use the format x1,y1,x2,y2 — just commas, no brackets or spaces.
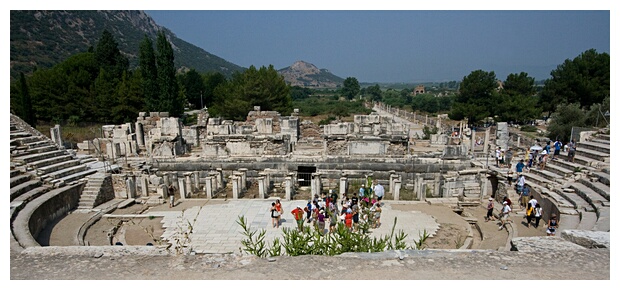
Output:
291,206,305,231
344,208,353,231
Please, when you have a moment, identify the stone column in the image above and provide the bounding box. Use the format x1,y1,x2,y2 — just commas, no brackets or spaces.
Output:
184,172,193,197
517,136,521,148
163,174,170,188
232,176,240,199
311,173,322,197
135,122,145,148
258,176,266,199
434,173,440,197
285,177,293,200
483,128,490,154
416,176,425,201
50,124,63,148
193,171,200,193
205,176,213,199
482,177,488,199
216,168,223,190
125,176,136,199
239,168,248,190
470,128,476,155
339,176,347,196
178,179,187,200
140,175,149,196
425,115,428,125
393,180,401,201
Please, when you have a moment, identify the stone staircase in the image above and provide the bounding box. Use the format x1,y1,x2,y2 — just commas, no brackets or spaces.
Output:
573,134,611,168
78,173,115,210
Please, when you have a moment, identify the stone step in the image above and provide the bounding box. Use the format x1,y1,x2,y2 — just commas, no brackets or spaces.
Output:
528,167,564,183
572,147,609,163
593,207,610,232
577,141,610,154
42,164,88,180
36,159,82,175
542,162,573,178
10,174,31,188
596,134,610,141
573,154,606,168
13,149,68,164
548,158,590,173
569,182,608,208
590,171,610,187
11,145,58,158
576,211,598,231
10,179,42,201
578,178,609,201
528,184,575,209
10,186,51,205
557,214,580,232
521,172,560,188
10,169,22,178
28,155,73,169
10,132,31,139
53,168,99,184
558,189,594,212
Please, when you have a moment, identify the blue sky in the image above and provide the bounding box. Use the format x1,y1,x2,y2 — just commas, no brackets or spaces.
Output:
144,10,610,83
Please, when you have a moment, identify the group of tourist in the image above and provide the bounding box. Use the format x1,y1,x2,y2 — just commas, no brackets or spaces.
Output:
269,182,387,234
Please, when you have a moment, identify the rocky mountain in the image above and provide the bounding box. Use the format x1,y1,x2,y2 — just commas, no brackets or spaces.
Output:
10,10,244,80
278,61,344,88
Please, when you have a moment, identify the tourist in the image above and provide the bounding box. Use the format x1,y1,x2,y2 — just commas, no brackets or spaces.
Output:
485,197,495,222
351,202,360,231
505,148,514,169
516,174,525,198
351,192,359,207
525,202,534,227
499,149,506,168
328,203,338,233
270,202,280,228
275,199,283,226
495,146,502,167
547,213,559,236
312,200,320,225
553,139,563,160
503,195,512,208
372,203,382,228
291,206,305,231
539,150,548,170
344,208,353,231
499,201,512,230
516,159,525,174
330,190,339,212
359,184,366,198
520,185,530,209
544,141,551,158
317,209,326,235
168,184,175,208
528,195,538,209
534,203,543,228
507,170,513,186
568,139,577,162
374,182,385,202
304,200,313,223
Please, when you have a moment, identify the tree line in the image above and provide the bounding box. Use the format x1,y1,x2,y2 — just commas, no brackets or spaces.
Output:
11,30,292,126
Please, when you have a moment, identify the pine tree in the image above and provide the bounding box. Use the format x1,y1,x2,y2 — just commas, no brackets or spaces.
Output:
156,31,183,116
18,72,36,126
139,35,159,112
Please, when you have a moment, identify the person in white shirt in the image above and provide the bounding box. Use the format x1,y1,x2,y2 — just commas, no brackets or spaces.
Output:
373,183,385,201
499,201,511,230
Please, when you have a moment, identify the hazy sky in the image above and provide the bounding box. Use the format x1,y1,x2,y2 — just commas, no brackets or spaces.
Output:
144,10,610,83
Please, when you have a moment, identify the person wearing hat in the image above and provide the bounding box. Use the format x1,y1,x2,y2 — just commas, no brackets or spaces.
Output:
485,197,495,222
344,208,354,231
499,200,512,230
291,206,305,231
304,200,313,223
359,184,366,198
317,209,326,235
539,149,549,170
547,213,559,236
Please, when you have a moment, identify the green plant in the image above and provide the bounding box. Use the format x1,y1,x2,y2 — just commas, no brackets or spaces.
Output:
520,125,538,132
414,229,430,250
237,215,268,257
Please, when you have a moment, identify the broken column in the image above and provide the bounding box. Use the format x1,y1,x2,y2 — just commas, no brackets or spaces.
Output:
311,173,322,197
205,176,214,199
232,175,240,199
193,171,201,193
258,176,266,199
50,124,63,148
178,178,187,200
285,176,294,200
125,175,136,199
135,121,145,148
339,176,348,196
393,180,401,201
483,128,490,154
184,172,193,197
140,175,149,197
216,168,224,189
239,168,248,190
470,128,476,155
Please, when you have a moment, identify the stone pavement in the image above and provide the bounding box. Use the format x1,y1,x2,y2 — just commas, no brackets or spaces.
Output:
150,199,440,254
